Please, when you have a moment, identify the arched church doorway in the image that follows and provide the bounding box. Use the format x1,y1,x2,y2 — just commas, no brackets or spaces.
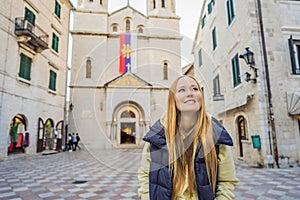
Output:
111,101,146,146
120,110,136,144
8,114,28,155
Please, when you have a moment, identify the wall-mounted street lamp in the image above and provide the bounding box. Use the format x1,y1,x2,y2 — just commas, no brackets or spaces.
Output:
239,47,258,83
69,103,74,111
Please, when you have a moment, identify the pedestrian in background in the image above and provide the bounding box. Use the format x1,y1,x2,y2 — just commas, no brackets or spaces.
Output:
138,75,238,199
67,133,73,152
72,133,77,151
75,133,81,150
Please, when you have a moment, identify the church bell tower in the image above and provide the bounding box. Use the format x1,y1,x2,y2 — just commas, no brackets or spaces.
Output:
147,0,176,17
77,0,108,12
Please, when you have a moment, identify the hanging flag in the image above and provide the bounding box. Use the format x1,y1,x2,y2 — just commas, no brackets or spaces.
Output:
119,32,137,73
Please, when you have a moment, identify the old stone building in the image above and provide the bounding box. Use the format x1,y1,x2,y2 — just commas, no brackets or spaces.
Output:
68,0,182,149
193,0,300,167
0,0,73,159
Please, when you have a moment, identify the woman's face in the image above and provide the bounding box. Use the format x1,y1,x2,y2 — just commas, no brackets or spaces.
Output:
175,77,202,113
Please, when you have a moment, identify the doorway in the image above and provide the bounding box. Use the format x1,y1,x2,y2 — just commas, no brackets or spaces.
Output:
237,116,248,157
8,114,28,155
120,122,136,144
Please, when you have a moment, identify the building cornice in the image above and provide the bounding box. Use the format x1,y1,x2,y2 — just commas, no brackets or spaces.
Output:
71,31,182,40
73,10,108,14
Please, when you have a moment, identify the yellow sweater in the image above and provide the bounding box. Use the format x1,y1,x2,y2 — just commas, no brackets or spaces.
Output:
138,142,238,200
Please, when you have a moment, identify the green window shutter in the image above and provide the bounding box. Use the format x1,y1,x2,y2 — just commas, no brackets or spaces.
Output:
19,53,32,81
208,2,212,14
24,7,35,25
288,36,297,74
201,15,206,28
230,0,235,22
212,27,217,50
227,0,235,25
55,1,61,18
232,54,241,87
198,49,202,67
49,70,57,91
52,33,59,53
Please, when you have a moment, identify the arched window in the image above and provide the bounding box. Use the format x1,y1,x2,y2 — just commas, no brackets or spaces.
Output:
121,110,135,118
86,58,92,78
163,62,168,80
238,116,248,140
138,27,143,34
137,25,144,34
126,19,130,32
161,0,165,8
112,25,118,32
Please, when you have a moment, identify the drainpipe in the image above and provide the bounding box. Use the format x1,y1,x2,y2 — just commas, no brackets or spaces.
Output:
256,0,279,168
63,5,73,151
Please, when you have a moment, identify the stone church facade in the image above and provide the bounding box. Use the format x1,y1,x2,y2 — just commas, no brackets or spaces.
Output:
68,0,182,149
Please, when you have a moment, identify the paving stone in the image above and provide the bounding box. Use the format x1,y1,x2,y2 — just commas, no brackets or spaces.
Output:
1,149,300,199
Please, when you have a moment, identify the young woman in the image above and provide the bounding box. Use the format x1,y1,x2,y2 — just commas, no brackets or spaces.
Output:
138,75,238,200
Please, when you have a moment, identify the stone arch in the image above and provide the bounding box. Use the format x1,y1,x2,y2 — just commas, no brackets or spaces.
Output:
234,114,249,158
8,114,28,154
110,101,146,146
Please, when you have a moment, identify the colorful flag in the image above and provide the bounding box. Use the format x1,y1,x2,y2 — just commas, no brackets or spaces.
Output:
119,32,137,73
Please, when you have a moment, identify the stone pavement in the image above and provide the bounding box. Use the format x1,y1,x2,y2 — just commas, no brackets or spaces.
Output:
0,148,300,200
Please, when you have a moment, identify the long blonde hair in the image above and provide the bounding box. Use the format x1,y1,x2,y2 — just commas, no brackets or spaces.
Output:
165,75,217,198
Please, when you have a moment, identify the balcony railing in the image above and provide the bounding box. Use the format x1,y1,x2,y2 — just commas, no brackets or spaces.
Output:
15,17,49,52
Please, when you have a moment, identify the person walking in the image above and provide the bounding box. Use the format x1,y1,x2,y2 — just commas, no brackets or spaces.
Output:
75,133,81,150
67,133,73,152
138,75,238,200
72,133,77,151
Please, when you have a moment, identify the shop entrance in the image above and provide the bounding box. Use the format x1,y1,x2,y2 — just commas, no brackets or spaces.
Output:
37,118,64,152
8,114,28,155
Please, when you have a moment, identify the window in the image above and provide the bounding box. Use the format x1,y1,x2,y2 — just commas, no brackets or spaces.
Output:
288,36,300,75
112,25,118,32
52,33,59,53
121,110,135,118
54,1,61,18
212,27,217,50
226,0,235,25
201,15,206,28
24,7,35,25
100,0,102,5
162,0,165,8
126,19,130,32
138,27,143,33
86,59,92,78
213,74,224,101
163,62,168,80
198,48,202,67
232,53,241,87
19,53,32,81
153,0,156,9
137,25,144,34
49,70,57,91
